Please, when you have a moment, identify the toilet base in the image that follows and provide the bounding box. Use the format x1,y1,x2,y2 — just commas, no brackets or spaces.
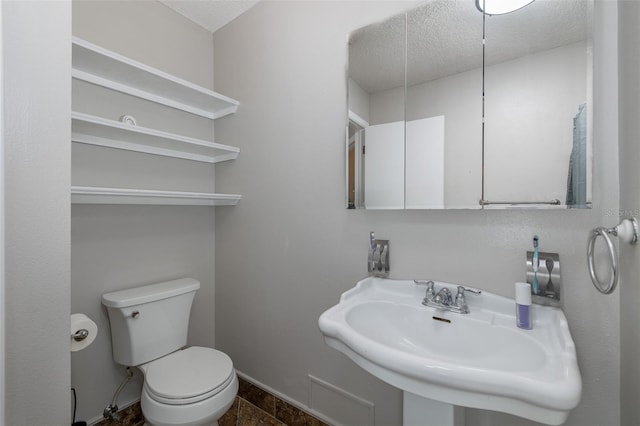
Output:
141,372,238,426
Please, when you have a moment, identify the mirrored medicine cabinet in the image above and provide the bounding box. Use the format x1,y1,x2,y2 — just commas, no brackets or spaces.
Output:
346,0,593,210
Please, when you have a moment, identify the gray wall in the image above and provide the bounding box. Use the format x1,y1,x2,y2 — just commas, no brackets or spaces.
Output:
3,1,71,424
213,1,620,425
618,1,640,425
72,0,214,90
71,1,219,423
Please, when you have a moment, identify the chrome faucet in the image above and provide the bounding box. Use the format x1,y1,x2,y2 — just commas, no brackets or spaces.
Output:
415,280,481,314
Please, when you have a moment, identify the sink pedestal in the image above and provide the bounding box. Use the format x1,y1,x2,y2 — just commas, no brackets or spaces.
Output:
403,392,465,426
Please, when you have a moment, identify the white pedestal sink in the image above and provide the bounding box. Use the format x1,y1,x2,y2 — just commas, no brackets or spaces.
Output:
318,277,582,425
404,392,465,426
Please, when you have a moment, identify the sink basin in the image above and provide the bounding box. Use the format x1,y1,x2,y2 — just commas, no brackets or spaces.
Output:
318,277,582,425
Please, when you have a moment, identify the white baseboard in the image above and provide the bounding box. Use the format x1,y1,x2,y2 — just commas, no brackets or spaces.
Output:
236,371,374,426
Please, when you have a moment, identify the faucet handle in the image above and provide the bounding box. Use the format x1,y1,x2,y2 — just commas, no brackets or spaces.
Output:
456,285,481,296
455,286,481,312
455,287,467,309
415,280,435,299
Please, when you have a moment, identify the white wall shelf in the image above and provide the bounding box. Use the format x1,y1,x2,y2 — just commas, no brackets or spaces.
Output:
72,36,239,119
71,186,242,206
72,112,239,164
71,38,242,207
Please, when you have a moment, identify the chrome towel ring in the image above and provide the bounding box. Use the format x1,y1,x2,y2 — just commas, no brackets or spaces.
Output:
587,217,638,294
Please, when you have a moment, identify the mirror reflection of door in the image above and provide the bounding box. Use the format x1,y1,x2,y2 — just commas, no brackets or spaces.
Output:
348,117,366,209
364,121,405,209
348,141,355,209
348,12,406,210
405,116,445,209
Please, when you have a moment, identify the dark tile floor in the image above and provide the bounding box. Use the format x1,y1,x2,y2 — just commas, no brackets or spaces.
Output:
93,401,144,426
94,376,329,426
220,377,329,426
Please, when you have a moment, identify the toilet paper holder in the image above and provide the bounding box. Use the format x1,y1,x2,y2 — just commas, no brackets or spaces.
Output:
70,313,98,351
72,329,89,342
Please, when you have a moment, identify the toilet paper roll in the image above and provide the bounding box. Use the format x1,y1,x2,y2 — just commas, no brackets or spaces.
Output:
70,313,98,352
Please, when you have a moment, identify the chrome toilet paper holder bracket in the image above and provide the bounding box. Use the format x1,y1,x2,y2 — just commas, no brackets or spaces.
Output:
72,329,89,342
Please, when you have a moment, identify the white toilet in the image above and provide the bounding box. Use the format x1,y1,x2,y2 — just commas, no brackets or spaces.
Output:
102,278,238,426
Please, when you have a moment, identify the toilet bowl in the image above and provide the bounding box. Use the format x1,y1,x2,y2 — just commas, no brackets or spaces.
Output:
139,346,238,426
102,278,238,426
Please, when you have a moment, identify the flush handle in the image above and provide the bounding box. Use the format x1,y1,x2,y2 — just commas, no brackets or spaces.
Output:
131,311,140,319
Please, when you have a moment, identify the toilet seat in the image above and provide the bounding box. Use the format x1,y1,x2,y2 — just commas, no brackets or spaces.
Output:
141,346,234,406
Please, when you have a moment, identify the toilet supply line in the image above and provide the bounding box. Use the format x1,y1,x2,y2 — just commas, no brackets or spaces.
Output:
103,367,134,423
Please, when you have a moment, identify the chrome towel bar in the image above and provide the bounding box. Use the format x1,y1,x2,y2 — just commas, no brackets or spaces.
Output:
479,199,561,206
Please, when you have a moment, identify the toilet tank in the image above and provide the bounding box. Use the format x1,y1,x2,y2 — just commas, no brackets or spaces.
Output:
102,278,200,366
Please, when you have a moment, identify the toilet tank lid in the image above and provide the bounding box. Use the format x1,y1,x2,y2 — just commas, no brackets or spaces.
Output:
102,278,200,308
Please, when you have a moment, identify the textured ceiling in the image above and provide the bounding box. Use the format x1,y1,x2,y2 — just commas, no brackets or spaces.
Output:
159,0,260,33
350,0,592,94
